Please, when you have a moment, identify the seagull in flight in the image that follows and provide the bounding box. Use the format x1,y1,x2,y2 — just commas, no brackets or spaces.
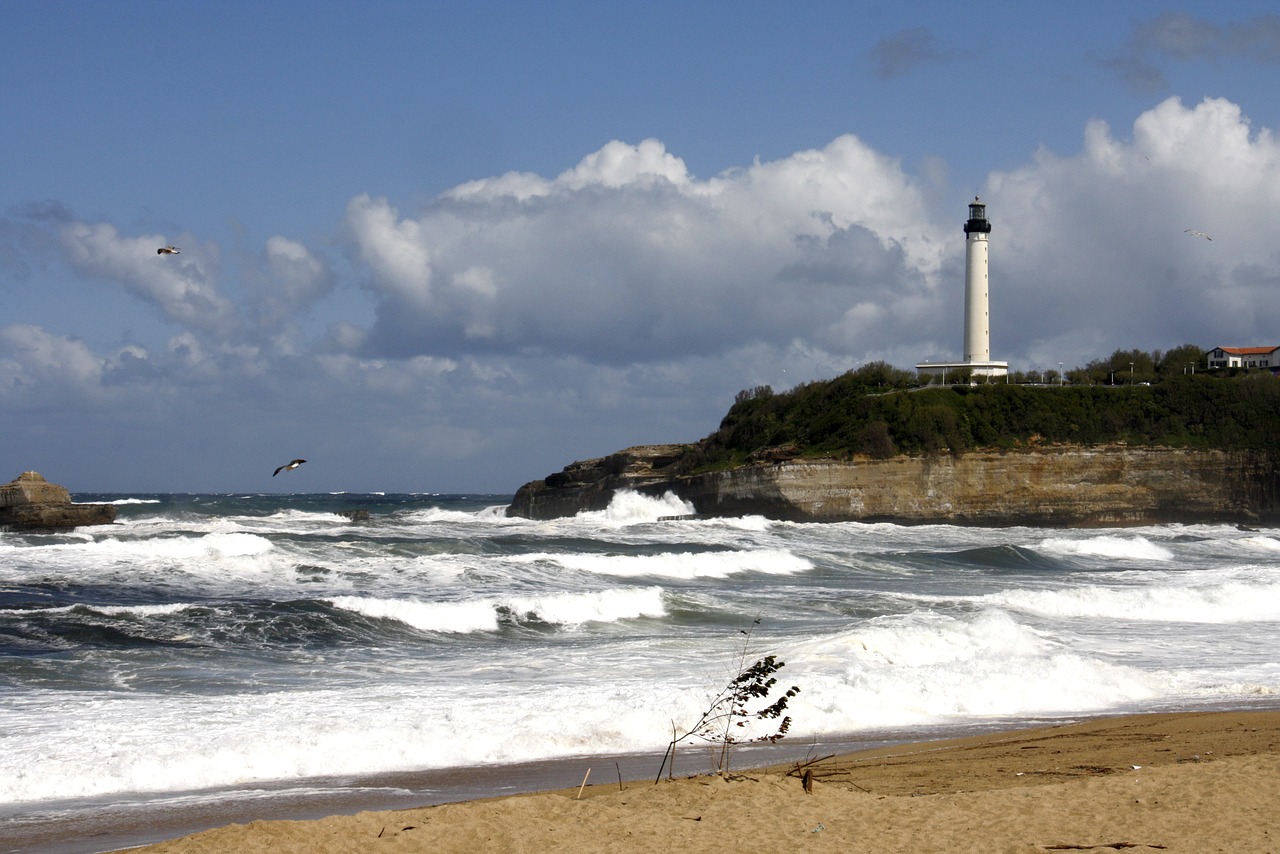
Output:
273,458,306,477
157,245,181,255
1184,229,1212,241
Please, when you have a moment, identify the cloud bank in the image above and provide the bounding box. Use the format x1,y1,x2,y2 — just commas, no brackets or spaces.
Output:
345,136,946,363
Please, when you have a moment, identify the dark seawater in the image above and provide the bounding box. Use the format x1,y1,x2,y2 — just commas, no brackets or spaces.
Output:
3,490,1279,851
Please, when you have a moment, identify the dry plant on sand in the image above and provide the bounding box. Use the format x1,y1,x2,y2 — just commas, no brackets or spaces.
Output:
656,620,800,782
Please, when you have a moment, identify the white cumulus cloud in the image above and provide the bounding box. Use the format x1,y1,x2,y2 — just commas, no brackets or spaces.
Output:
58,222,237,337
990,96,1280,359
0,324,103,391
342,134,949,364
243,235,337,332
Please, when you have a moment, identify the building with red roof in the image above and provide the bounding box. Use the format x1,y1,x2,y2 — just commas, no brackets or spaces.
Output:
1206,346,1280,370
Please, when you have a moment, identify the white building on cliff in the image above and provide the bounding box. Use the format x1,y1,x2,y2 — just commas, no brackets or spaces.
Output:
916,198,1009,382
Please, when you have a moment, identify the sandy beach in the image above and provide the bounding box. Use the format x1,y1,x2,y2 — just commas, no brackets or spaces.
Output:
112,710,1279,854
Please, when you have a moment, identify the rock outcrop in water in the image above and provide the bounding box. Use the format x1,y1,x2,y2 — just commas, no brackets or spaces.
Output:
507,445,1280,527
0,471,117,532
511,445,689,520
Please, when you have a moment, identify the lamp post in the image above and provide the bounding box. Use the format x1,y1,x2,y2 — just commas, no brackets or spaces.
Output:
1130,362,1134,384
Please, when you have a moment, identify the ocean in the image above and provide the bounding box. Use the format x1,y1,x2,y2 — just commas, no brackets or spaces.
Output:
3,489,1279,851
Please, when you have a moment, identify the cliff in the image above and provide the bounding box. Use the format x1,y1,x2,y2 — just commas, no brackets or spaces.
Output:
507,445,1280,526
0,471,117,532
510,445,692,520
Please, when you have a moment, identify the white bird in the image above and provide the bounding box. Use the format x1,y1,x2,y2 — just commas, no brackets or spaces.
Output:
1184,229,1212,241
157,245,181,255
273,458,306,477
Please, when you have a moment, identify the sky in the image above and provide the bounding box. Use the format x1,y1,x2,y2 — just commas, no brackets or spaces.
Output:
3,1,1280,494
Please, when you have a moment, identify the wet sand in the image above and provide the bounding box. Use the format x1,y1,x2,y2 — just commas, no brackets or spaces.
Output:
111,710,1280,854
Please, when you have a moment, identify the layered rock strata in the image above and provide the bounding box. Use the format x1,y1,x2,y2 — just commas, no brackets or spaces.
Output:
508,445,1280,527
0,471,117,532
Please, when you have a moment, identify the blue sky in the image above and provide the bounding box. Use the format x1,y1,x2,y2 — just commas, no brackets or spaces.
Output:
3,1,1279,493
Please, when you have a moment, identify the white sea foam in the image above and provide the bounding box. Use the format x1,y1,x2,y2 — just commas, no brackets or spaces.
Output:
0,594,1264,806
328,596,501,633
0,602,195,618
513,548,812,579
787,609,1166,727
327,586,666,633
573,490,695,526
57,532,275,561
700,515,774,532
0,533,279,588
473,503,516,522
235,509,368,529
399,505,518,525
503,586,666,625
1239,535,1280,552
985,579,1280,623
5,494,1279,811
1035,535,1174,561
0,679,679,804
94,602,197,617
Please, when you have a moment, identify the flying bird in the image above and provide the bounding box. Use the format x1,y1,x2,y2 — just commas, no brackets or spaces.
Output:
157,245,181,255
273,459,306,477
1184,229,1212,241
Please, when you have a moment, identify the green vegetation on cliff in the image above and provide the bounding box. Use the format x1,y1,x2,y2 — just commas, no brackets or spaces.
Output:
687,349,1280,472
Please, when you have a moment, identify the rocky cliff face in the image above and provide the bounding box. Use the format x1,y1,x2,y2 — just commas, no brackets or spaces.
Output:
508,445,1280,526
0,471,117,532
510,445,691,520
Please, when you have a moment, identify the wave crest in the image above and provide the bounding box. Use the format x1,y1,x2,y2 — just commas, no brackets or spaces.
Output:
574,490,694,526
1036,535,1173,562
327,586,666,633
515,548,812,579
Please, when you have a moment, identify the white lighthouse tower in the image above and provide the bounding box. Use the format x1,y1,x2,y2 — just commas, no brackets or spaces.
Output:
916,197,1008,382
962,198,991,363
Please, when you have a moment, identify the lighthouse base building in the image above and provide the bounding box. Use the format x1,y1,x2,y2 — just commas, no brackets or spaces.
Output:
916,197,1008,383
915,359,1009,383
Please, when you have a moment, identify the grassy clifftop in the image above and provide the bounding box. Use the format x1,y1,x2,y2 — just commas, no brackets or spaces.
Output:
686,364,1280,473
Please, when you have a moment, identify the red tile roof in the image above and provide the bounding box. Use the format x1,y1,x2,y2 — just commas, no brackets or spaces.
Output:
1213,346,1280,355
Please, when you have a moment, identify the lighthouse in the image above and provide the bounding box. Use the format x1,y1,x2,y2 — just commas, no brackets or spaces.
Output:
915,197,1008,383
963,197,992,363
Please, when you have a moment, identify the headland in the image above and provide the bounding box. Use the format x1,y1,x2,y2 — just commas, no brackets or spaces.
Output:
509,372,1280,525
